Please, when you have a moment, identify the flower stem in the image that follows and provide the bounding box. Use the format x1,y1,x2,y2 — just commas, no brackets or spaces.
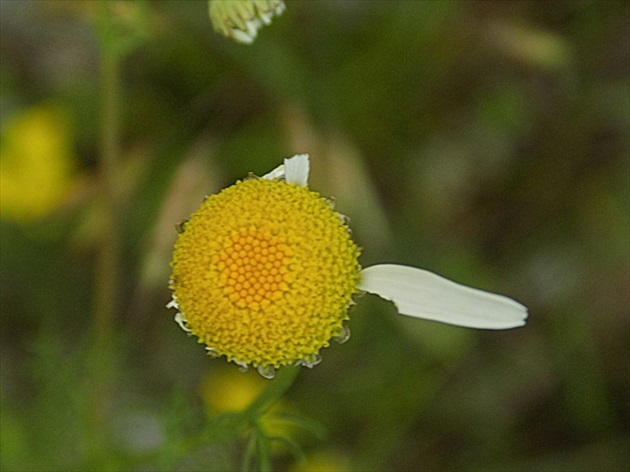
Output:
86,3,123,463
243,367,300,421
238,367,299,471
94,2,122,346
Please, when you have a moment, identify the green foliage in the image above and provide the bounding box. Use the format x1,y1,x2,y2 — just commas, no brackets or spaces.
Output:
1,1,628,471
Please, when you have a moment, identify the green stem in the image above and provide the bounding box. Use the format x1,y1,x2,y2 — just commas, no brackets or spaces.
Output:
94,2,122,345
86,3,123,464
243,366,300,421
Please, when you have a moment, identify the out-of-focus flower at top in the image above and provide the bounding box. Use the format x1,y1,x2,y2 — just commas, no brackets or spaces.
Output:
169,155,528,378
0,104,76,223
208,0,285,45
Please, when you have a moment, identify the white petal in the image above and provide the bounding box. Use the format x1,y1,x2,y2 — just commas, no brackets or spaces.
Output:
284,154,309,187
231,29,255,45
259,11,272,25
358,264,528,329
174,312,192,333
262,154,309,186
245,20,260,37
262,163,285,181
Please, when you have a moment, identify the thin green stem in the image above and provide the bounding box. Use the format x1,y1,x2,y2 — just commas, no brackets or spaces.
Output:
237,367,300,471
243,366,300,421
241,428,259,472
256,426,272,472
94,2,122,346
86,3,123,464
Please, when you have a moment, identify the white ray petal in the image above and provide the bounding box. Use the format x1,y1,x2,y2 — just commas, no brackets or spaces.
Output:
262,163,285,181
259,11,272,25
358,264,528,329
262,154,310,186
284,154,309,187
275,2,286,15
174,312,192,333
231,29,255,45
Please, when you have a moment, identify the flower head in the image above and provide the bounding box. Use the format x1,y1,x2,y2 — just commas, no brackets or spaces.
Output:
169,155,528,378
170,155,360,377
208,0,285,45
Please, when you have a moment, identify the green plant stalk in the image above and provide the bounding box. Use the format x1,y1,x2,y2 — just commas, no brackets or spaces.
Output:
237,367,300,471
86,3,123,463
256,428,272,472
243,366,300,421
93,2,121,345
242,428,259,472
94,32,121,345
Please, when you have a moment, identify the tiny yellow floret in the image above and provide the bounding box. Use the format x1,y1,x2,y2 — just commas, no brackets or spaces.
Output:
170,178,360,370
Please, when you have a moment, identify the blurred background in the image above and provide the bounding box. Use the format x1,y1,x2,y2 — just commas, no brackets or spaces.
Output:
1,1,628,471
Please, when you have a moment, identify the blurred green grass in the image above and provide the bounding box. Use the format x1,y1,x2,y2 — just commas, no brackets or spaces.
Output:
1,1,628,471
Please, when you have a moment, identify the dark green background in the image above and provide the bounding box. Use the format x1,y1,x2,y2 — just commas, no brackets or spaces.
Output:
1,1,628,471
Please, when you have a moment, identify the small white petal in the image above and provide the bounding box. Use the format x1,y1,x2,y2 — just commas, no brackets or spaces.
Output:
247,18,262,34
174,312,192,333
259,11,272,25
262,154,310,185
231,29,255,44
284,154,309,187
262,164,285,181
358,264,528,330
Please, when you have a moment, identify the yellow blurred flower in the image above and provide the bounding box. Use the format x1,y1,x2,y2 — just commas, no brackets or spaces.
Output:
0,104,76,222
200,368,267,414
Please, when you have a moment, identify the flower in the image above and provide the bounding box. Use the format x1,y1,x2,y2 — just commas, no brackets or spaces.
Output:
169,155,527,378
200,368,269,414
208,0,285,45
0,104,76,222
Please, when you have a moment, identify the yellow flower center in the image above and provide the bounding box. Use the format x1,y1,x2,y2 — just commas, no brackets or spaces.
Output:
170,178,360,370
217,228,291,311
